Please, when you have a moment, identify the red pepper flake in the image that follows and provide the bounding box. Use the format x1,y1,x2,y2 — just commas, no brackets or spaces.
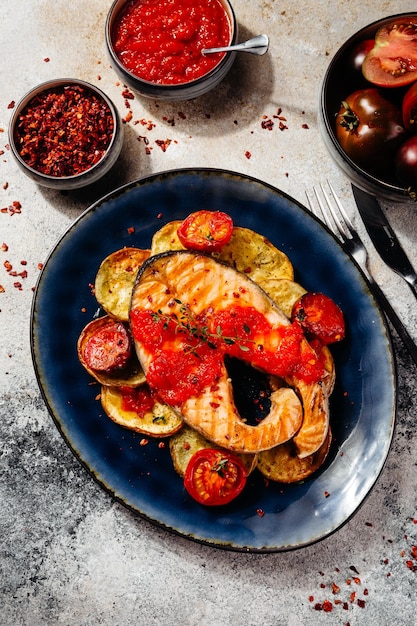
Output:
127,226,135,234
44,57,50,62
37,262,43,270
13,282,23,290
183,441,191,450
157,212,163,219
178,111,186,119
322,600,333,612
411,545,417,559
1,243,8,251
302,123,309,129
245,150,251,159
256,508,265,518
357,599,366,608
155,139,172,152
13,84,114,177
123,110,133,123
7,101,15,109
261,118,274,130
139,438,149,446
122,88,134,99
1,201,22,215
0,285,5,293
4,260,12,272
3,182,8,190
279,121,288,131
324,490,330,498
158,441,165,449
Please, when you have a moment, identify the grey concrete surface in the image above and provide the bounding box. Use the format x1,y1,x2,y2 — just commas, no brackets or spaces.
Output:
1,1,416,624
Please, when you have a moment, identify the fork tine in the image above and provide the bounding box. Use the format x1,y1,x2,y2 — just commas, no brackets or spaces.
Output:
305,188,333,232
319,182,350,240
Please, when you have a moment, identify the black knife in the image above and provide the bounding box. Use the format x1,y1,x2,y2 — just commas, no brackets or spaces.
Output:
351,184,417,299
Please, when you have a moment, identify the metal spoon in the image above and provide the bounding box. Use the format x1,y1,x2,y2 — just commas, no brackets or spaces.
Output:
202,34,269,56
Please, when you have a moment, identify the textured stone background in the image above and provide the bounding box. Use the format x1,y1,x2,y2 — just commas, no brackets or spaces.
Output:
1,1,417,624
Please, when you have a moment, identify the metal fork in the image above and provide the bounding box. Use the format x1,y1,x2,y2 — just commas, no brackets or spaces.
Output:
307,182,417,366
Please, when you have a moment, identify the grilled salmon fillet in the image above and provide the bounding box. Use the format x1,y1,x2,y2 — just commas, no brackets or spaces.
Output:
130,251,332,455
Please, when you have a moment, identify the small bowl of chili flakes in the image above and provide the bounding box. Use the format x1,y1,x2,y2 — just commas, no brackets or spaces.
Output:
9,78,123,190
105,0,238,101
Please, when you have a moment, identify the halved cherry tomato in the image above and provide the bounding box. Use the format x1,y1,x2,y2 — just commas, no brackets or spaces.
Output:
184,448,247,506
402,82,417,132
84,320,131,372
335,88,406,178
362,20,417,88
177,210,233,252
291,292,345,345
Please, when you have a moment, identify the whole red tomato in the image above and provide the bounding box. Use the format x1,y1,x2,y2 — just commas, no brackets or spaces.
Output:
336,88,407,178
402,82,417,132
395,135,417,188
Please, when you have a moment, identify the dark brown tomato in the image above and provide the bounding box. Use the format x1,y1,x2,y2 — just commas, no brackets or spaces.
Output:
362,20,417,88
395,135,417,188
335,88,407,178
402,82,417,132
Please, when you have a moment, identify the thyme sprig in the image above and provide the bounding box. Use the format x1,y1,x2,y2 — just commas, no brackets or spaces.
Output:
151,298,254,356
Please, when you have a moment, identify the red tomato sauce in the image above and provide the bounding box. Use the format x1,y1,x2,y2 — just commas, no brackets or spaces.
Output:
111,0,232,85
120,385,155,416
130,306,325,405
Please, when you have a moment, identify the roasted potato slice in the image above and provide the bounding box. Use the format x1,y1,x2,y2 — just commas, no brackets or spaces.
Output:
77,316,145,387
151,221,184,255
169,424,258,477
257,427,332,483
261,278,307,318
151,222,294,282
101,386,183,437
95,247,151,321
215,226,294,282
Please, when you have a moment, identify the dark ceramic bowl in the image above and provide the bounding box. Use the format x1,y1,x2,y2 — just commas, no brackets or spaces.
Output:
9,78,123,190
319,13,417,203
105,0,238,101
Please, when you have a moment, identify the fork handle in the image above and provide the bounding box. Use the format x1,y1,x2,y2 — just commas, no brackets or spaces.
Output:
368,276,417,366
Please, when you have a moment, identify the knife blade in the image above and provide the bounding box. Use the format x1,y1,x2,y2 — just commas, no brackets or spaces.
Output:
351,184,417,298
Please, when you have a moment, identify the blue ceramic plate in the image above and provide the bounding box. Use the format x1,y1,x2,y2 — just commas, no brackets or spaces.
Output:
31,169,396,552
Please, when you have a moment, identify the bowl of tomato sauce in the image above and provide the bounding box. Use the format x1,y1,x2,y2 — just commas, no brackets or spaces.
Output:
9,78,123,190
319,13,417,203
105,0,238,101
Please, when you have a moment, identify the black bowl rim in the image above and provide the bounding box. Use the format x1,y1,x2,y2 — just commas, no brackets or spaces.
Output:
320,12,417,200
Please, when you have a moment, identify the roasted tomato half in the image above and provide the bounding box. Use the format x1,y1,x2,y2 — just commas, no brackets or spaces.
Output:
177,210,234,252
402,82,417,132
184,448,247,506
362,20,417,88
335,88,407,178
291,292,345,345
81,317,132,373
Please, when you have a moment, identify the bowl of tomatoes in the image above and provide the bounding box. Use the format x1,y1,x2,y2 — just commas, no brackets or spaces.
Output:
319,13,417,202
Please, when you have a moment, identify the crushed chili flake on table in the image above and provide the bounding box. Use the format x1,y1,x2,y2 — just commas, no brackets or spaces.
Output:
13,84,114,177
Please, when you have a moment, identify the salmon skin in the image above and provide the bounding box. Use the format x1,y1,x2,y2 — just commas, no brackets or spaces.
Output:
130,251,332,456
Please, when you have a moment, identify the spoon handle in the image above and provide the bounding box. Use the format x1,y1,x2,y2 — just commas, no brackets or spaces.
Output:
202,34,269,56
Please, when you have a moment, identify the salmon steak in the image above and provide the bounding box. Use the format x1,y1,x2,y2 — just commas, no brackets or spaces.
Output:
129,251,333,456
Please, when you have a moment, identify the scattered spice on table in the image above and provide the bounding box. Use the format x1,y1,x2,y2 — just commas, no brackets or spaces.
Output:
13,84,114,177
